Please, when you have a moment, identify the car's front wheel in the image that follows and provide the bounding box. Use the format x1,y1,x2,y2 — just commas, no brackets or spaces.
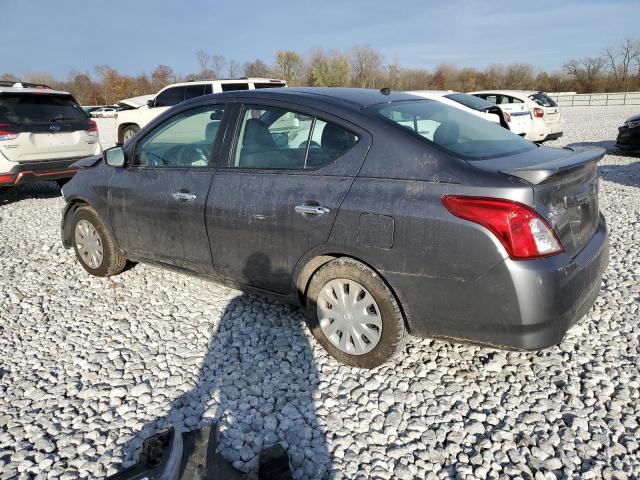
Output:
305,257,406,368
70,206,127,277
121,125,140,143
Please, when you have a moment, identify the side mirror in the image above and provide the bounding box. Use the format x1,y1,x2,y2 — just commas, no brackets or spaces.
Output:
104,146,125,168
146,99,155,108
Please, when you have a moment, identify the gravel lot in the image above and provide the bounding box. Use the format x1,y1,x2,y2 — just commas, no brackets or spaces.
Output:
1,106,639,480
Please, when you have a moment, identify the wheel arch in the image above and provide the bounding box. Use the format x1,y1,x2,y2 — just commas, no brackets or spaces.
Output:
294,251,411,333
60,199,90,248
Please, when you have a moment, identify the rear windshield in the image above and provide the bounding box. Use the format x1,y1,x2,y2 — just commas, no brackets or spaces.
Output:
529,92,557,107
0,93,87,124
444,93,494,111
375,100,535,160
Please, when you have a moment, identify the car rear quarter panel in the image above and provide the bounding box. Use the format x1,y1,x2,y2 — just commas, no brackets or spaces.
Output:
327,132,535,336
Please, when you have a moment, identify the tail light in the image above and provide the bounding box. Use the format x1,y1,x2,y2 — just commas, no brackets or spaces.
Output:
441,196,563,259
0,174,14,184
503,112,512,123
0,123,19,141
85,120,98,137
533,107,544,118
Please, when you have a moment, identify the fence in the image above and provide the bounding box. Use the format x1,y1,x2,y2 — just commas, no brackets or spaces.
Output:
548,92,640,107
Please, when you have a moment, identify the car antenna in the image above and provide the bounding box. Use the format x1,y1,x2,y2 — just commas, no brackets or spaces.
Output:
380,87,391,96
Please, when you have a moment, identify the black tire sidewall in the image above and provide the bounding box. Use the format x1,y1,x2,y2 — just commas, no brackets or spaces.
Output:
70,208,116,277
306,258,405,368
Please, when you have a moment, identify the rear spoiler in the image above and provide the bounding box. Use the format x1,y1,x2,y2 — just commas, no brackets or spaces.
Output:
500,146,605,184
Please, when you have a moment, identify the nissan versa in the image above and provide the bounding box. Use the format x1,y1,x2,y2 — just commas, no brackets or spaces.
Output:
60,88,609,368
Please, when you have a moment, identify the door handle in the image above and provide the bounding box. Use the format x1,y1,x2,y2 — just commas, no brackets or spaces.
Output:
295,205,330,216
172,192,196,202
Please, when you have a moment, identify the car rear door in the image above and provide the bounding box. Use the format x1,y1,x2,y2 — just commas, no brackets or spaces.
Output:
109,103,228,274
205,101,370,294
0,92,98,162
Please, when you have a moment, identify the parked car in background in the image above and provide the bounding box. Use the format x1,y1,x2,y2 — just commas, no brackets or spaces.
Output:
61,88,608,368
410,90,509,128
616,113,640,152
471,90,563,142
114,78,286,144
91,107,120,118
0,83,100,188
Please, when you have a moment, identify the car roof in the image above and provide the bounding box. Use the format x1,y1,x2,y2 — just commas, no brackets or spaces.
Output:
470,90,539,98
208,87,425,111
0,86,72,95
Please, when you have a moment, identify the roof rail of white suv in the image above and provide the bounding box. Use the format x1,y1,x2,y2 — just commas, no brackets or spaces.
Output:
0,80,53,89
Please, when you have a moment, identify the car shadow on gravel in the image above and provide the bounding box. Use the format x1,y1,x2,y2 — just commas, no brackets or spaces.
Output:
598,162,640,188
0,181,62,207
119,258,331,479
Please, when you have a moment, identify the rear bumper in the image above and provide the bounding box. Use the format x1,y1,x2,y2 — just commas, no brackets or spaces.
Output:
0,157,82,186
391,215,609,350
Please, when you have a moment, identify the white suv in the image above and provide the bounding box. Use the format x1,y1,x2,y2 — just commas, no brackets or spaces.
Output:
0,82,100,188
115,78,286,144
470,90,564,142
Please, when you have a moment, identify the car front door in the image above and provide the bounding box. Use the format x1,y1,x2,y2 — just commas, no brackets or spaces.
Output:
206,102,370,294
109,103,228,274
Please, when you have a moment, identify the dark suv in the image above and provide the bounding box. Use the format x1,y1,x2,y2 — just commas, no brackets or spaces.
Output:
61,88,608,368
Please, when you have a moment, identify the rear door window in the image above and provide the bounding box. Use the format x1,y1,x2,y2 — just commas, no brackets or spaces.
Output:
232,105,359,169
155,87,185,107
0,93,87,124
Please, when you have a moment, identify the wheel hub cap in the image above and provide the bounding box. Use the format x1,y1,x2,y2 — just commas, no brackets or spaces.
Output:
75,219,104,269
316,278,382,355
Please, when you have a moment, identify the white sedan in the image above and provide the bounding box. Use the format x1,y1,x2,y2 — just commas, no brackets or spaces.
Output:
410,90,505,124
91,107,119,118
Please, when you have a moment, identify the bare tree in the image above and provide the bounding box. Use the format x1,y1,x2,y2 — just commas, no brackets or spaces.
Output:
503,63,535,90
228,60,241,79
603,38,639,90
349,45,382,88
150,65,175,90
563,57,605,92
195,50,210,73
210,54,226,79
243,59,270,78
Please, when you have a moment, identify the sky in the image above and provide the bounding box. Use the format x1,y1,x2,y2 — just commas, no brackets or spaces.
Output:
1,0,639,79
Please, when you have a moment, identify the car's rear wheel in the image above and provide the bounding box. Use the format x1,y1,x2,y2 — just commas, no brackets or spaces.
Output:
71,206,127,277
121,125,140,143
305,257,406,368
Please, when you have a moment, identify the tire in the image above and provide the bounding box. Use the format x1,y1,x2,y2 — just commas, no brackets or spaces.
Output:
305,257,406,368
70,206,127,277
121,125,140,143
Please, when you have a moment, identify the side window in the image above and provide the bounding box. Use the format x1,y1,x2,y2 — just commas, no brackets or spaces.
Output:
133,105,225,168
307,119,359,167
505,95,523,104
155,87,185,107
233,105,313,169
184,84,206,101
484,95,498,104
203,84,213,95
232,104,359,170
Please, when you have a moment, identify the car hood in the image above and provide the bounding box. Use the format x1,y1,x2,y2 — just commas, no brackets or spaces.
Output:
116,94,154,109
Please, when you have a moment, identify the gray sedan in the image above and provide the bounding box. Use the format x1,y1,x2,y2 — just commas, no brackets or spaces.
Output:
61,88,608,368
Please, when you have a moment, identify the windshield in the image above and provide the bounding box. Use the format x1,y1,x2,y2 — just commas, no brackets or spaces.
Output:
444,93,494,111
0,93,87,124
529,92,557,107
375,100,535,160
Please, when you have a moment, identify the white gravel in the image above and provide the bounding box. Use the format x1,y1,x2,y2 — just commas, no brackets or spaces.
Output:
1,106,639,479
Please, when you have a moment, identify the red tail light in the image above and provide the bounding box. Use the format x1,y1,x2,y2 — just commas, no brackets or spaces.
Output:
533,107,544,118
0,123,19,141
0,174,14,184
86,119,98,137
441,196,563,259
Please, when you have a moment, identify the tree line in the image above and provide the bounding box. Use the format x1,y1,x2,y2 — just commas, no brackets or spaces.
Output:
2,39,639,106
